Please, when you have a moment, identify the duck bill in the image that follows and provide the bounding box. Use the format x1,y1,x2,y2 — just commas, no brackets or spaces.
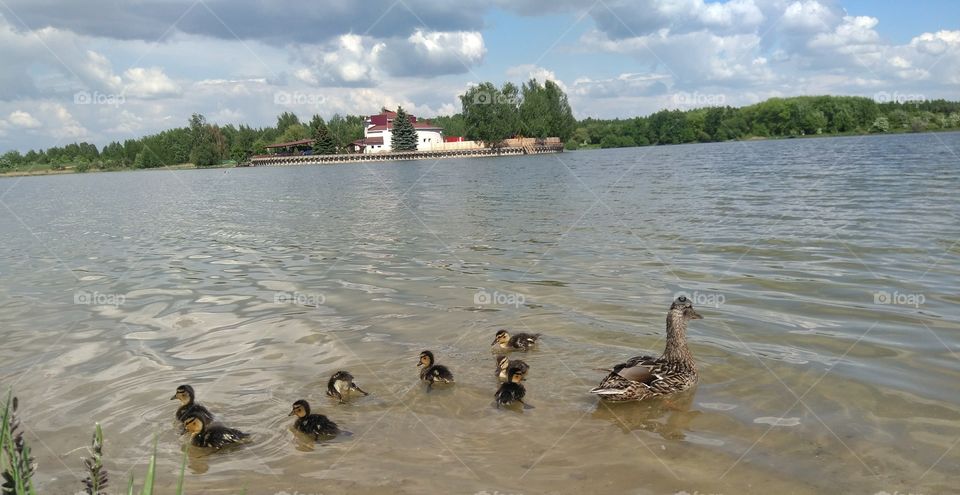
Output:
688,309,704,320
288,409,296,417
490,338,499,346
170,395,177,400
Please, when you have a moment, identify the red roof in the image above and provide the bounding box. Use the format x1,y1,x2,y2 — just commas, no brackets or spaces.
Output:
265,138,313,149
351,137,384,146
366,121,441,132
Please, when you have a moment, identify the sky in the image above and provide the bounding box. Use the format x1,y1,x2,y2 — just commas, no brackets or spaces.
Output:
0,0,957,152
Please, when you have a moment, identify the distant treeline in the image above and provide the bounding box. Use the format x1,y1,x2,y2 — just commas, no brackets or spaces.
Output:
2,93,959,172
0,111,368,172
568,96,960,150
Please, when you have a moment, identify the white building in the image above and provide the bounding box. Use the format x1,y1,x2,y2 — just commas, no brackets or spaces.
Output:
350,110,444,153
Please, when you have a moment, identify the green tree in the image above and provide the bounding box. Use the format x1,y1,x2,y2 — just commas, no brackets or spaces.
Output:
519,79,575,140
0,150,23,169
327,114,365,152
133,147,164,168
312,117,336,155
391,106,418,151
275,111,301,134
188,114,221,167
460,82,516,146
276,123,309,144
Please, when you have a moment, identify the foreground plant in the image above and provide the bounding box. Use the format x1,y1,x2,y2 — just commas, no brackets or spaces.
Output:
81,423,108,494
1,392,36,495
1,390,187,495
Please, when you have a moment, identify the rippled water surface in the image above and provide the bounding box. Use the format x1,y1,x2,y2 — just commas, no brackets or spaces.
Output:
1,132,959,494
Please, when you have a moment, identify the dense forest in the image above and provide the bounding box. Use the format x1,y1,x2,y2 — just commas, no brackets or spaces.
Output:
568,96,960,150
2,88,959,173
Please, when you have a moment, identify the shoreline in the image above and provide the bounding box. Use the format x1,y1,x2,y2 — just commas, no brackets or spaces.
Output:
3,128,958,179
249,142,563,167
0,162,231,178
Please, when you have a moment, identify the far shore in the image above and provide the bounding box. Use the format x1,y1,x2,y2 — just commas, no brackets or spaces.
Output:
0,162,230,178
3,128,958,179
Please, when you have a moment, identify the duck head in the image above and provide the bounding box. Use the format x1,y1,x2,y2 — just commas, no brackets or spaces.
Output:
171,384,195,404
496,355,509,373
670,295,703,321
418,351,435,368
289,400,310,418
492,330,510,346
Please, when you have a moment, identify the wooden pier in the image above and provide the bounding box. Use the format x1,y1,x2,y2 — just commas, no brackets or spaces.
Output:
248,143,564,167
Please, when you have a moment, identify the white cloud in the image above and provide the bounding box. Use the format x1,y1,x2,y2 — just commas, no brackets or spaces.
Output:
8,110,42,128
573,73,670,98
809,15,880,49
122,67,181,98
505,64,568,91
39,102,87,139
781,0,839,33
910,30,960,56
380,30,486,77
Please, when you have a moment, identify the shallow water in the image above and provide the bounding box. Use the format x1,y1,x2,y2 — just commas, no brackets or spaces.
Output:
1,132,958,494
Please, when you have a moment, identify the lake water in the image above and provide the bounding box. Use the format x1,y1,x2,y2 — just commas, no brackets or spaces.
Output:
1,132,958,495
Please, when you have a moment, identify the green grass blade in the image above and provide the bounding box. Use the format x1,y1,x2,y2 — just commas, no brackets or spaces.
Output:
0,389,11,450
126,473,134,495
175,449,187,495
139,435,157,495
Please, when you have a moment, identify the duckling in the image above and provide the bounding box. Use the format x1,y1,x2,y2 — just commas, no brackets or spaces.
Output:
171,384,214,425
326,371,369,403
417,350,454,390
495,365,528,408
182,414,249,449
495,356,530,381
492,329,540,351
289,400,340,439
590,296,703,402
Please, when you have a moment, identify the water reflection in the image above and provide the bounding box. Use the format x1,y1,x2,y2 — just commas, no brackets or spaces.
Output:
592,389,700,441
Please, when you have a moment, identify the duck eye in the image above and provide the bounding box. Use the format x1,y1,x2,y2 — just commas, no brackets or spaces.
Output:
678,296,687,302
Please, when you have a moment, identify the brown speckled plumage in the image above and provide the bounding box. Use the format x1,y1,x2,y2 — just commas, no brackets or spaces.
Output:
590,296,703,402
